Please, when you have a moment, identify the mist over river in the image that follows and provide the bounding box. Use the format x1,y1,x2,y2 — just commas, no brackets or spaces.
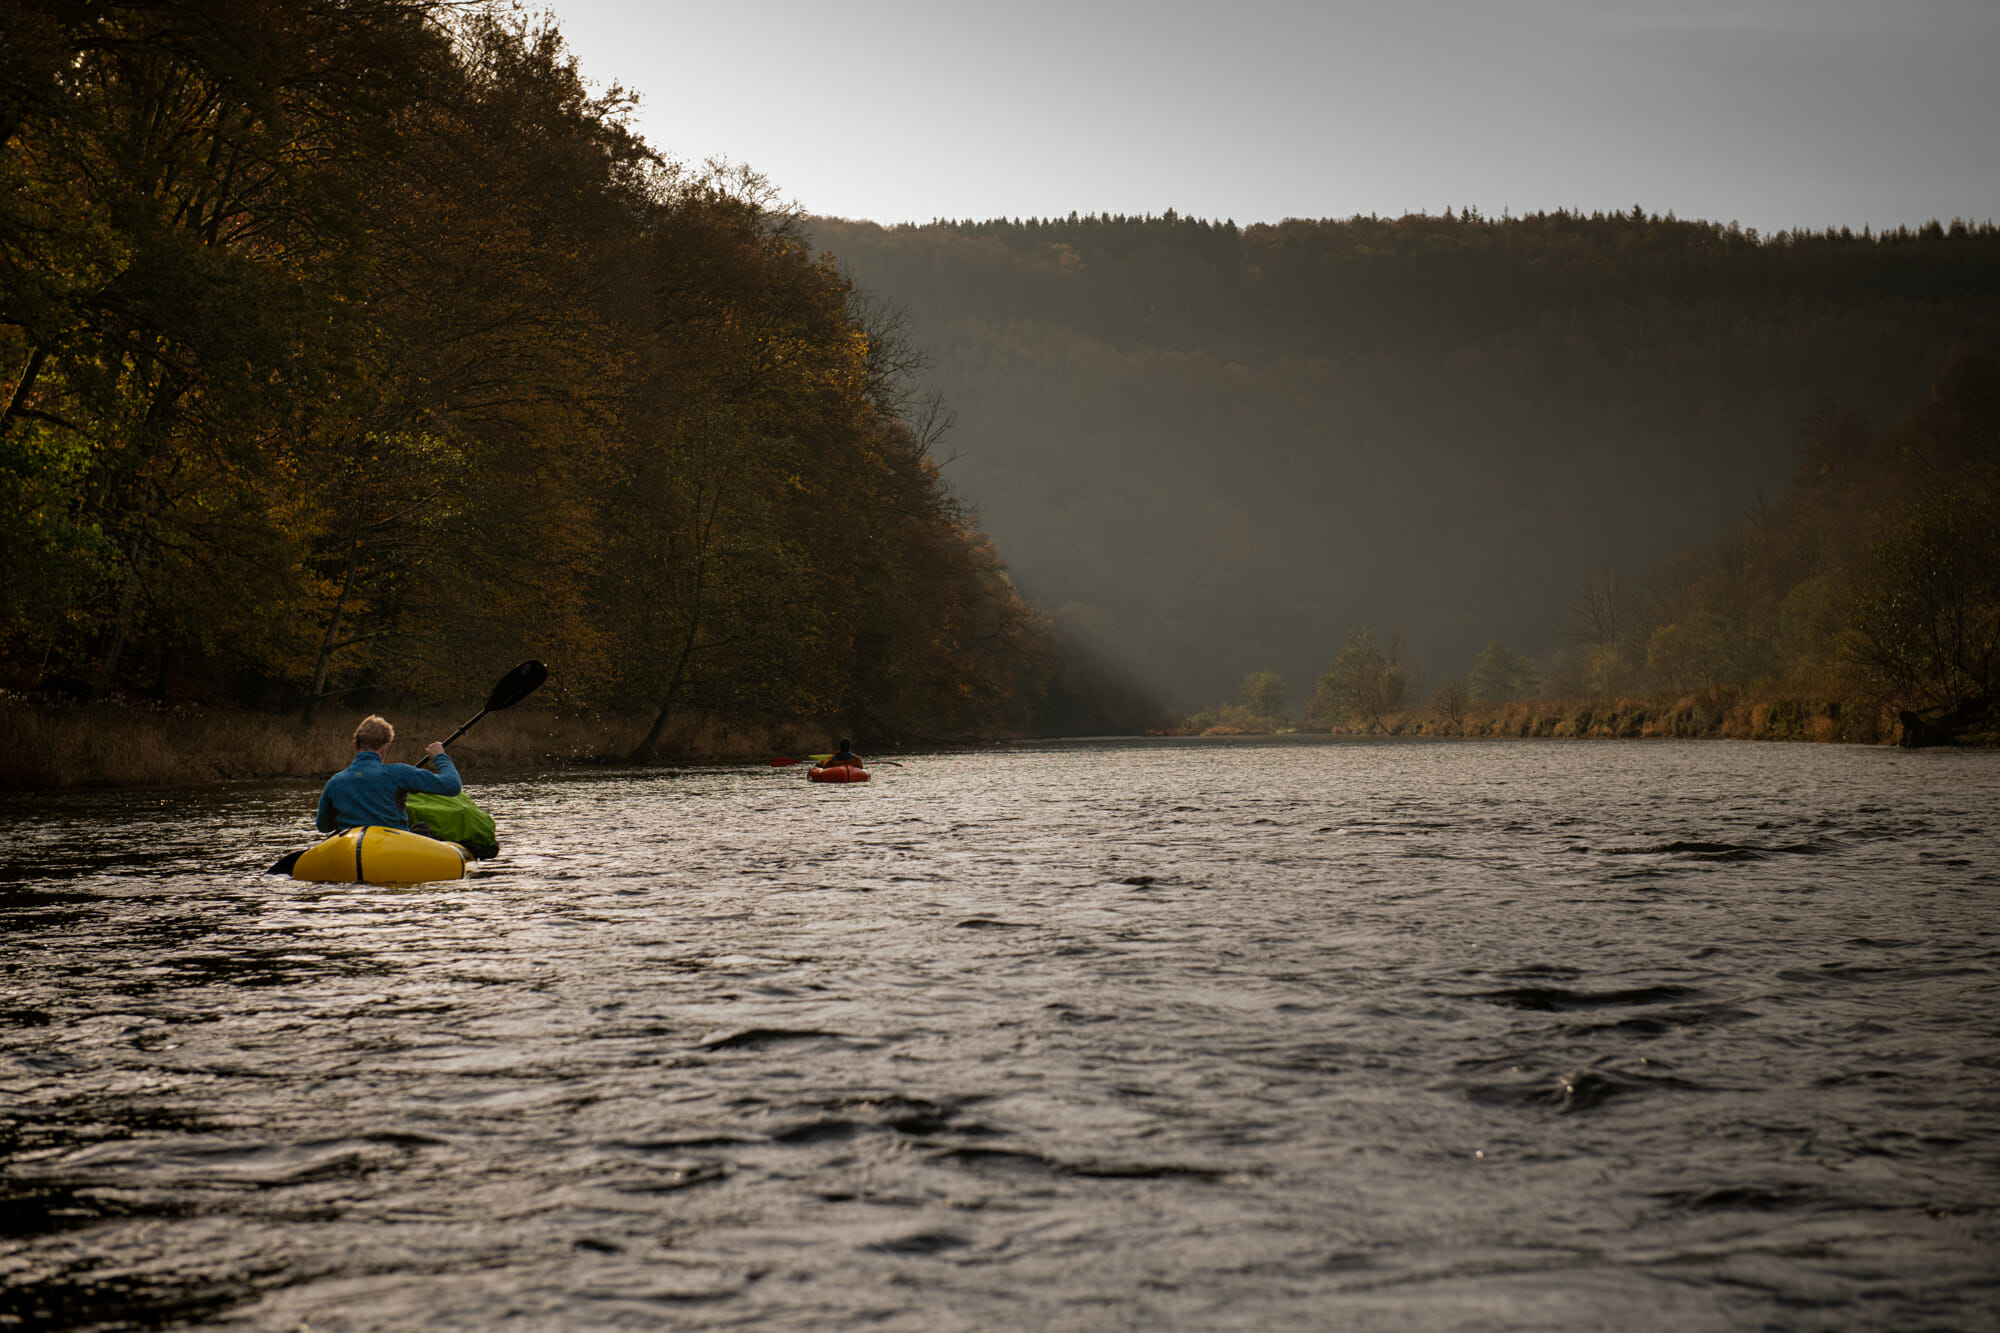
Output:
2,737,1996,1330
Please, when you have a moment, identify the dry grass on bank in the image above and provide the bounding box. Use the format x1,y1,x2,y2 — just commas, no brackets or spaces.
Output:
1362,691,1899,744
0,698,846,791
1166,690,1907,745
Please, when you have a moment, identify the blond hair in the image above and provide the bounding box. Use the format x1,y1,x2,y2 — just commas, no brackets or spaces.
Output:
353,714,395,751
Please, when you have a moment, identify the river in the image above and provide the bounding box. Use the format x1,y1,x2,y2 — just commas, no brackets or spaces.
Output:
2,736,1996,1330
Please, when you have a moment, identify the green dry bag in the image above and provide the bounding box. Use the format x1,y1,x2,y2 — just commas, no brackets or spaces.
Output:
404,791,499,858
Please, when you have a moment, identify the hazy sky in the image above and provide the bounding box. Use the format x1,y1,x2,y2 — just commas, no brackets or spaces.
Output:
545,0,1998,233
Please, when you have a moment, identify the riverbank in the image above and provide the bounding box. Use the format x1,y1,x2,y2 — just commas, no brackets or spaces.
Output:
0,697,835,791
1386,692,1899,744
8,688,1992,792
1185,689,2000,747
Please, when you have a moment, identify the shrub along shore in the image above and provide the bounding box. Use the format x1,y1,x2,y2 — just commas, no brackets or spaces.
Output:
1182,689,2000,748
0,699,839,791
1372,693,1900,744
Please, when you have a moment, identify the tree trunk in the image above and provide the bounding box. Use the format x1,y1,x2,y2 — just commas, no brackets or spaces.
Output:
630,616,700,762
629,480,721,762
89,554,145,698
304,547,360,724
1,344,49,440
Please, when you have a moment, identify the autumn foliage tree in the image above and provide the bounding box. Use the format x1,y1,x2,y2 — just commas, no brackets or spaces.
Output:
1238,670,1286,719
0,3,1057,746
1468,641,1539,703
1307,630,1395,730
1542,349,2000,729
1846,493,2000,710
1,0,449,697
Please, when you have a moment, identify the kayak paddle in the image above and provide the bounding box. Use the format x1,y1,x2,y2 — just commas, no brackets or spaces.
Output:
416,660,549,768
770,754,902,769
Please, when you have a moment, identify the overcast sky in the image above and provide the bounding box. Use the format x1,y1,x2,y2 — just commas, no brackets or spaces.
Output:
546,0,1998,233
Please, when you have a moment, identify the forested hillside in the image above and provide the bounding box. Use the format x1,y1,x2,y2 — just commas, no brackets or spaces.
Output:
810,211,2000,714
0,2,1055,753
1551,350,2000,737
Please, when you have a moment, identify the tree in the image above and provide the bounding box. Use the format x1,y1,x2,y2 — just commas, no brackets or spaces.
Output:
1566,569,1631,695
1430,677,1468,733
0,2,1064,740
1307,629,1389,730
348,9,651,705
1238,669,1286,718
1381,630,1409,711
1468,640,1538,702
0,0,449,695
1844,494,2000,712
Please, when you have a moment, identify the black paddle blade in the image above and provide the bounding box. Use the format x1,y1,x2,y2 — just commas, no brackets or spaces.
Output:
268,850,303,876
486,660,548,712
423,660,552,764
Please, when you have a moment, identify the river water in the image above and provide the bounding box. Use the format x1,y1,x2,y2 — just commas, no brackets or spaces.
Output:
1,737,1996,1330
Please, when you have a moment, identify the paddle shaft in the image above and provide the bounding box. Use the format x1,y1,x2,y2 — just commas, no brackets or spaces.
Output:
415,709,484,770
771,755,902,769
438,708,487,751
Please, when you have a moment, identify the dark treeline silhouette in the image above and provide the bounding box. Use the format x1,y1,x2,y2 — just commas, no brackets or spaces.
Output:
0,2,1063,752
880,207,2000,357
810,209,2000,715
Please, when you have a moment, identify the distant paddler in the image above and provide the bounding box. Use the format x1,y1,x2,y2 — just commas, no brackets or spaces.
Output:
814,739,863,772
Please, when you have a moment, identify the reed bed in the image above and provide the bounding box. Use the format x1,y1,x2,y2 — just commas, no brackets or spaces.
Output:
1172,690,1908,745
1360,692,1898,744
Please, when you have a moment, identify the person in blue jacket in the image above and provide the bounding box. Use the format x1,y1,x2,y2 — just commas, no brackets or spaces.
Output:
317,714,462,833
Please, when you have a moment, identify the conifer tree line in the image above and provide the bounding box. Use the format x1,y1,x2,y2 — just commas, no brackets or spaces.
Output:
823,207,2000,365
0,2,1056,750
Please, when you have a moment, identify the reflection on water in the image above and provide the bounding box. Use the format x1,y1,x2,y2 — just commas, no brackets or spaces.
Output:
2,737,1997,1330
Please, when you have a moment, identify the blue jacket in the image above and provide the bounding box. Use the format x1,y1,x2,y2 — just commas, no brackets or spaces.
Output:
317,750,461,833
